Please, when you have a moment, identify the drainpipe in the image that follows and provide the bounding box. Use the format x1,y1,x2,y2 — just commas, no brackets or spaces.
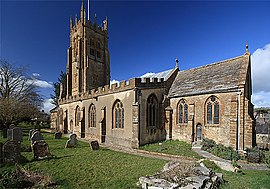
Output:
237,89,242,151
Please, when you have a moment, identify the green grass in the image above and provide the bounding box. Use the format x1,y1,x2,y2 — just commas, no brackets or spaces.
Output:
1,127,166,189
139,140,202,160
202,160,270,189
1,125,269,189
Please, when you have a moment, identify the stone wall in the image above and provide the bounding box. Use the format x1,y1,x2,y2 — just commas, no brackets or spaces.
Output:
169,90,254,149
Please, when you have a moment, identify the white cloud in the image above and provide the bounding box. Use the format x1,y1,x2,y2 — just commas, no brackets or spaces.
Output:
31,79,54,88
140,72,155,78
110,79,120,86
32,73,40,77
251,43,270,107
251,44,270,93
42,98,55,114
252,91,270,108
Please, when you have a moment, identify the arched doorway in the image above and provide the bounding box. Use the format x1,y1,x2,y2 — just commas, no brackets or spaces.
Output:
196,123,202,141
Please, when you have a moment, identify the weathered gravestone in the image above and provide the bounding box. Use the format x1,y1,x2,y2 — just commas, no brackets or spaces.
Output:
29,129,38,141
89,140,99,150
30,131,44,145
65,134,78,148
2,140,21,164
54,132,62,139
32,140,51,160
7,127,23,142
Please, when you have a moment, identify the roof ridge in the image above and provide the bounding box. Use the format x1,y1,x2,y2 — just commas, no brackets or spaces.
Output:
180,54,244,73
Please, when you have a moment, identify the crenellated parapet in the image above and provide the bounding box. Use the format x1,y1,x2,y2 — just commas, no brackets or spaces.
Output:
59,77,165,104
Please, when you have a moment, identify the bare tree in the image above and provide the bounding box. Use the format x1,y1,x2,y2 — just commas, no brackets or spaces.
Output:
0,60,43,137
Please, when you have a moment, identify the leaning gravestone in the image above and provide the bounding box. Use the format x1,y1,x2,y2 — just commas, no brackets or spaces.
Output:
54,132,62,139
2,140,21,164
30,131,44,145
65,134,78,148
7,127,23,143
89,140,99,150
32,140,51,160
29,129,38,141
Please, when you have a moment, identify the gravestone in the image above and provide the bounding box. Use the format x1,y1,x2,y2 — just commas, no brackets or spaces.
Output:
2,140,21,164
7,127,23,142
29,129,38,141
54,132,62,139
30,131,44,145
65,134,78,148
32,140,51,160
89,140,99,150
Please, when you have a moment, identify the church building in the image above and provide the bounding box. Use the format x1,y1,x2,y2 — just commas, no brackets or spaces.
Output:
53,2,256,150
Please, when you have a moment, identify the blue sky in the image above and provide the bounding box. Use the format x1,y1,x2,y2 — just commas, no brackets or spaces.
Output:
1,0,270,112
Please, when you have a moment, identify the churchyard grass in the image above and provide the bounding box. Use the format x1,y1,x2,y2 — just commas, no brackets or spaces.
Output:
139,140,202,159
1,125,269,189
0,126,166,188
203,160,270,189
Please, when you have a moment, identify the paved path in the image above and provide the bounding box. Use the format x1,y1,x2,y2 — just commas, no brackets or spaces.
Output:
104,144,195,163
192,146,269,171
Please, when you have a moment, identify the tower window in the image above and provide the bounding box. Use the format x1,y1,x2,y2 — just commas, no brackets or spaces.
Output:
97,51,101,58
90,48,95,56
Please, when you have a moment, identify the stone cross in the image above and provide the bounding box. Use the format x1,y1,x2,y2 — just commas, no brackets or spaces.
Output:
65,134,78,148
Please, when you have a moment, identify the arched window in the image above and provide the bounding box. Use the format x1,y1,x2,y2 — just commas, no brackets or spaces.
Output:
177,99,188,124
88,104,96,127
147,94,158,128
75,106,80,127
112,100,124,129
205,96,220,125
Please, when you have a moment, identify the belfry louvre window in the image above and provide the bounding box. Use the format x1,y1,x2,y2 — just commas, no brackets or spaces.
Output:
112,100,124,129
206,96,220,125
147,94,158,128
178,99,188,124
89,104,96,127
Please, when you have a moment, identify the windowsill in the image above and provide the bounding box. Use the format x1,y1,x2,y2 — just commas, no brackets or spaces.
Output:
205,124,220,127
177,123,188,127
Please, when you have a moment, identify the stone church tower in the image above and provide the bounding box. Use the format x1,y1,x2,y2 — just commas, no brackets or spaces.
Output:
66,1,110,97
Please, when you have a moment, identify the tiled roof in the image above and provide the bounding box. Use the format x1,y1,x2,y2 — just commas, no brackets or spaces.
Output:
168,54,249,98
140,69,174,81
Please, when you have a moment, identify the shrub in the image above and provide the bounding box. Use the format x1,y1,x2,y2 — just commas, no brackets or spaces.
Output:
202,138,240,161
263,151,270,166
201,138,216,151
245,147,264,163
